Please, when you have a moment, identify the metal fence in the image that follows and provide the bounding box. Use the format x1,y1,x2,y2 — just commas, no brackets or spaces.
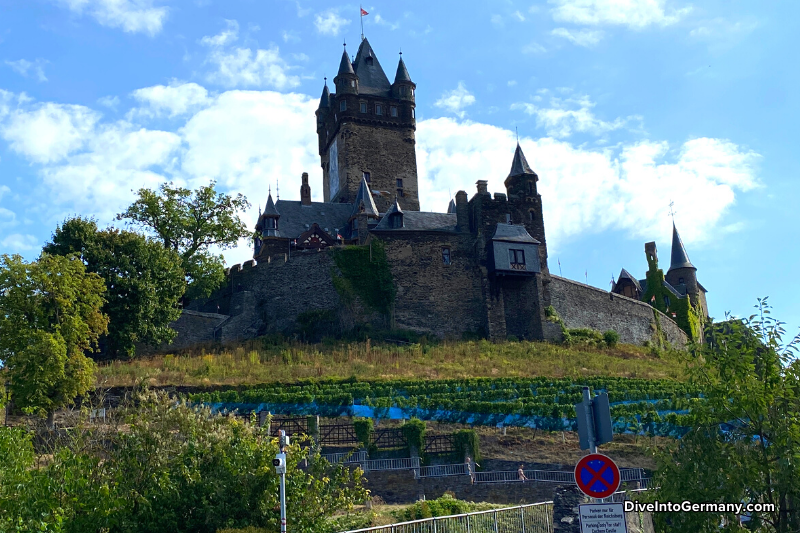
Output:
474,467,648,485
417,463,469,478
341,501,554,533
321,450,369,464
360,457,420,472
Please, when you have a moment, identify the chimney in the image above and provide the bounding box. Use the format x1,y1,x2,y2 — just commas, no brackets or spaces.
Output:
476,180,489,195
455,190,469,232
300,172,311,206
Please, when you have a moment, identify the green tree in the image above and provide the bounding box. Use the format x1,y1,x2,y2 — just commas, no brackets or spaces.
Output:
117,181,251,300
0,254,107,426
648,299,800,533
0,390,367,533
44,217,185,359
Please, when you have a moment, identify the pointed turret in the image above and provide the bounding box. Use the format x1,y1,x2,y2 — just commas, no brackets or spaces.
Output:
337,48,355,76
669,223,695,271
264,193,279,216
318,83,330,109
351,177,379,218
508,143,535,179
394,56,412,83
334,46,358,95
259,193,280,237
447,199,457,214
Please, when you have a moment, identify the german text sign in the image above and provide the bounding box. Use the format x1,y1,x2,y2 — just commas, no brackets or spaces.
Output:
575,453,621,499
579,503,628,533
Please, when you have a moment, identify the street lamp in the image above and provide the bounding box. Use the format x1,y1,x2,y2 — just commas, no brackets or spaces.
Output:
272,430,290,533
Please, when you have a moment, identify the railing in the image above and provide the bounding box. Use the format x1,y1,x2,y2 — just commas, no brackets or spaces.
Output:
474,468,648,485
359,457,421,472
321,450,368,464
417,463,469,478
341,501,554,533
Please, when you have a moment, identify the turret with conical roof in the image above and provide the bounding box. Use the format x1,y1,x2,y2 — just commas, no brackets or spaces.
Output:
392,54,415,102
664,222,707,317
257,193,280,237
333,46,358,95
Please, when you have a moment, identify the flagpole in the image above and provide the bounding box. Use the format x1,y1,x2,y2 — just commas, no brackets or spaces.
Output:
360,5,364,40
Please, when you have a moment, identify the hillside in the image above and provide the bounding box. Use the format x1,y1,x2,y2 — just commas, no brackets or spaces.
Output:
96,337,686,388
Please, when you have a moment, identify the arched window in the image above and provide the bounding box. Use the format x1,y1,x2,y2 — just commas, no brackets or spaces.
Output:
529,210,535,222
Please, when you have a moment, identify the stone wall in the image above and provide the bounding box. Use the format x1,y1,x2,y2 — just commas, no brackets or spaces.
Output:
382,234,486,338
549,275,687,348
137,309,229,355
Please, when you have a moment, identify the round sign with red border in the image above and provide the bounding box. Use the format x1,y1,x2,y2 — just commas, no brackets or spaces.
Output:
574,453,620,499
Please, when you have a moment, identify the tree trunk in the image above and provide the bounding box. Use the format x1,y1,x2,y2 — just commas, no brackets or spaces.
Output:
46,410,55,430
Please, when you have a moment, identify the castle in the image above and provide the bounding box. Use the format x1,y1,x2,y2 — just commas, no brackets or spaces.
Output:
170,38,706,351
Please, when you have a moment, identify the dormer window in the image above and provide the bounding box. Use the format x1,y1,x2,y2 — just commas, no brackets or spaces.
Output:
390,106,397,117
376,104,382,115
389,213,403,229
360,102,367,113
267,219,277,230
509,249,526,270
340,100,346,111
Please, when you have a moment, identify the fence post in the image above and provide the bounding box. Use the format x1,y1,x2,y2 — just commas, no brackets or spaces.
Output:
494,510,499,533
521,506,526,533
433,517,437,533
467,514,471,533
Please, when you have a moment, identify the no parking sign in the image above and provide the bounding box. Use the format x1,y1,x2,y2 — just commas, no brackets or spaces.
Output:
574,453,621,499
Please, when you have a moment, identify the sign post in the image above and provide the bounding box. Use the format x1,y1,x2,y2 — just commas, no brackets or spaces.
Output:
574,453,621,499
575,387,613,453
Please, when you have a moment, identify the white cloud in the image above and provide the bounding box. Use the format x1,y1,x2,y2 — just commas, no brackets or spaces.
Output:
549,0,691,29
689,17,759,53
5,59,48,82
415,118,758,248
200,19,239,47
54,0,168,36
0,207,16,230
98,95,121,109
0,185,10,201
522,41,547,54
1,233,39,252
551,27,604,46
513,11,526,21
434,82,476,119
512,95,639,138
508,80,517,86
130,82,211,118
1,103,101,163
200,21,300,90
491,14,504,27
373,14,400,30
282,30,300,43
314,10,350,36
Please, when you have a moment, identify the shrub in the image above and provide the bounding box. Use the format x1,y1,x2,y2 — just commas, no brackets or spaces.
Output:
353,417,374,451
401,418,426,455
453,429,481,463
603,330,620,348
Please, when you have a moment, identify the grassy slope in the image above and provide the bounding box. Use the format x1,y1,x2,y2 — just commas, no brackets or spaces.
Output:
96,338,685,388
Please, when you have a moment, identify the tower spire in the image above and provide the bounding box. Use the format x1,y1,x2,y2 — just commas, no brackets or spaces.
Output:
669,222,695,271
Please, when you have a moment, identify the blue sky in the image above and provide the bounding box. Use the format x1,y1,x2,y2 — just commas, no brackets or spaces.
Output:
0,0,797,331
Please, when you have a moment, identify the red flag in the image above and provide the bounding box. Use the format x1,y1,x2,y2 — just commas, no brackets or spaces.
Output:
360,8,369,15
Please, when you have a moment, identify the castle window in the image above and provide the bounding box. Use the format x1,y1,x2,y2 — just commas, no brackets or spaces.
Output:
411,88,415,96
396,179,403,188
360,102,367,113
376,104,383,115
527,182,534,195
363,171,371,183
390,106,397,117
267,218,277,230
442,247,451,265
678,277,684,284
509,249,526,269
400,86,407,96
397,189,405,197
351,80,356,87
340,100,347,111
411,108,415,118
529,209,535,222
389,213,403,229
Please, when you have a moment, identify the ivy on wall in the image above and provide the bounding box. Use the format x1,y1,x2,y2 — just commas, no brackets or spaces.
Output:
331,240,396,315
641,253,701,342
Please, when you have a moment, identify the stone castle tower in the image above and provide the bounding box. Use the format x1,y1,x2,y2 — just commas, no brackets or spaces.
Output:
315,38,420,213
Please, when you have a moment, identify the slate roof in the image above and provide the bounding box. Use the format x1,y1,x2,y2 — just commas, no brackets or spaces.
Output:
263,194,279,216
616,268,642,292
669,222,695,271
352,38,392,96
373,211,458,232
337,48,355,77
491,223,540,244
318,83,330,108
394,56,412,83
273,200,353,239
508,143,536,178
351,177,379,217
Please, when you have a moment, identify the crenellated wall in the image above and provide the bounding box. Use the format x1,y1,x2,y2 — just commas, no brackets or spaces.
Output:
549,275,687,348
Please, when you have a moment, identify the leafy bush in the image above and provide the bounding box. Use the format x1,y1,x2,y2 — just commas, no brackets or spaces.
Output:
353,417,374,451
394,494,493,521
401,418,426,454
603,330,620,348
453,429,481,463
0,390,366,533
